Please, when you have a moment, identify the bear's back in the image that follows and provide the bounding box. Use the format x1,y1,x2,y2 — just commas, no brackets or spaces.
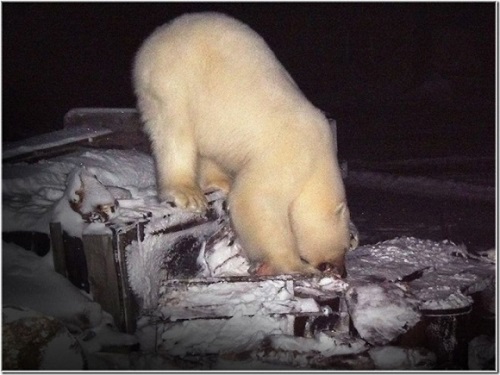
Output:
137,13,266,67
134,12,296,92
134,12,330,172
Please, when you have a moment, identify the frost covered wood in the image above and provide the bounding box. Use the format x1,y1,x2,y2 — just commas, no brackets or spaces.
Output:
3,144,495,370
2,125,113,161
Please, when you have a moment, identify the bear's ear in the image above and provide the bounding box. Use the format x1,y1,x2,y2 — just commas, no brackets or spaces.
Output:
334,202,347,217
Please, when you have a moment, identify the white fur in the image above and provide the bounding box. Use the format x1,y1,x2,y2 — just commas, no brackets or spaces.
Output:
133,12,351,275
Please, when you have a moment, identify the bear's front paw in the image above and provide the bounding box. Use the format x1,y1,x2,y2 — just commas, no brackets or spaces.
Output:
160,185,208,213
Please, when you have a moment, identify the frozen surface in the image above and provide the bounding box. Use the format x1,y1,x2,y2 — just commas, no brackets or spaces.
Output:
2,145,496,370
3,241,103,328
2,242,137,358
197,228,251,277
2,149,155,368
2,149,157,236
346,236,494,310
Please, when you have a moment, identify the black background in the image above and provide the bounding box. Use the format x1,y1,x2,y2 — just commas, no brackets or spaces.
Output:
2,2,496,160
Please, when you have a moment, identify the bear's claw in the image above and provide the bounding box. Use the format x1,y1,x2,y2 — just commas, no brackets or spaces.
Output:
160,185,208,213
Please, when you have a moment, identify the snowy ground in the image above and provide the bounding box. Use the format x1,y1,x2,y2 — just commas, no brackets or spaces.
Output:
2,144,496,370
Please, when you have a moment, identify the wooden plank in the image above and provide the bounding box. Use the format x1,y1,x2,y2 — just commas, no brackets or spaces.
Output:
49,222,67,277
112,224,143,334
82,233,123,329
2,127,113,163
63,108,141,132
63,108,150,153
3,108,150,164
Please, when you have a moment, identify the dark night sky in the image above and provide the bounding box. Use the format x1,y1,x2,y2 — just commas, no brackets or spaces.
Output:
2,2,496,160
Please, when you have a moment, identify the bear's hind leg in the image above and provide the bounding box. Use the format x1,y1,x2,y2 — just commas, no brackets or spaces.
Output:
198,158,232,194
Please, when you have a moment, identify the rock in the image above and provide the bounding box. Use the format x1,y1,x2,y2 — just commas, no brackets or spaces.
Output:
468,335,495,370
368,346,436,370
2,306,85,370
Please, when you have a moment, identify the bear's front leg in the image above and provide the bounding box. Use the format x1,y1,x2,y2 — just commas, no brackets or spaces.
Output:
150,119,207,213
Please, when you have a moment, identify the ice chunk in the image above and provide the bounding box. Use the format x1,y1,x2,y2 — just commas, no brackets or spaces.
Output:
345,283,421,345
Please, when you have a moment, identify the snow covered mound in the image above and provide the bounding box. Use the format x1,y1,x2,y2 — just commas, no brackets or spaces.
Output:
3,149,151,368
51,166,119,238
2,241,138,360
3,149,157,236
3,146,495,370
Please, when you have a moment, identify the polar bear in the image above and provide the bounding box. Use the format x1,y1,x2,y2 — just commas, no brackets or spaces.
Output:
133,12,351,276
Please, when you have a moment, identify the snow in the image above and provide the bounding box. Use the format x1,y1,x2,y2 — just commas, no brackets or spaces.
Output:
2,242,137,359
3,241,102,328
2,149,152,369
50,166,119,237
2,149,156,236
2,142,495,370
197,233,250,277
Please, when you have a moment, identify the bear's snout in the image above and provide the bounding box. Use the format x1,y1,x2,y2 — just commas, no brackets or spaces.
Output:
317,262,347,278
